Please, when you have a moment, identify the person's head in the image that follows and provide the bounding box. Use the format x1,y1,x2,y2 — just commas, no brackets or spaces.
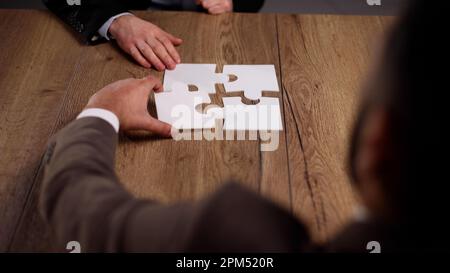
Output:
350,0,449,249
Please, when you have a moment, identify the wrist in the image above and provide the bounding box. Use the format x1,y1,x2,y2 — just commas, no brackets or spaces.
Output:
108,14,134,38
77,108,120,133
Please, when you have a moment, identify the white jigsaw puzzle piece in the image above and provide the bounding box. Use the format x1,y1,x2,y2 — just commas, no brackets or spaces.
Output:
155,82,222,129
164,63,229,94
222,65,280,100
222,97,283,131
202,106,225,129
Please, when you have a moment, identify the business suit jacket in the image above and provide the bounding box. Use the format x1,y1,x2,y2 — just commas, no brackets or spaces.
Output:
43,0,265,44
39,117,407,252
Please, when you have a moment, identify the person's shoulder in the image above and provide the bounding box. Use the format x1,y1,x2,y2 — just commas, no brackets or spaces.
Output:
183,182,310,251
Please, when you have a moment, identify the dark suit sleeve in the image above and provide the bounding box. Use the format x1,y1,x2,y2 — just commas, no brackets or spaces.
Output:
233,0,265,12
43,0,129,44
40,117,138,251
40,117,310,252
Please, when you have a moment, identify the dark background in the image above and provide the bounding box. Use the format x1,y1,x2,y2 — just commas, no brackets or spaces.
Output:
0,0,406,15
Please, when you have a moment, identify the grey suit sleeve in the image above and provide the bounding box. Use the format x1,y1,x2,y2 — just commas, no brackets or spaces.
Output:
39,117,201,252
40,117,134,251
40,117,309,252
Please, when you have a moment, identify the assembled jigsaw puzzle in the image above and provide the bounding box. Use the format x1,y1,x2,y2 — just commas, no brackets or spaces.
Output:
154,64,283,131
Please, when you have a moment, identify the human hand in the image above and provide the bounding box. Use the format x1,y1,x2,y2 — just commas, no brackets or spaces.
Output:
109,15,183,71
196,0,233,14
84,76,172,137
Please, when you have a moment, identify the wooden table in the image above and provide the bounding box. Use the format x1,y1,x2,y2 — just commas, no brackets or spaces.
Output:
0,9,393,252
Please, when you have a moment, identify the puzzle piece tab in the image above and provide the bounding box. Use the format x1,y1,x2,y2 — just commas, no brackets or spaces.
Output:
222,97,283,131
163,64,229,94
156,63,283,131
154,82,222,129
222,65,280,100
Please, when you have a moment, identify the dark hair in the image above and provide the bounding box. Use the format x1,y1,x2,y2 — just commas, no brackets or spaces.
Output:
350,0,449,250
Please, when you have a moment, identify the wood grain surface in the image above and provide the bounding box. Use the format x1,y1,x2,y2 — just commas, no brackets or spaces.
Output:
0,10,393,252
278,14,393,242
0,10,85,251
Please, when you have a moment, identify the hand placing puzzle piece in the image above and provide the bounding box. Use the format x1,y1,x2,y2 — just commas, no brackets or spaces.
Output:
222,65,280,100
164,63,229,94
154,82,223,129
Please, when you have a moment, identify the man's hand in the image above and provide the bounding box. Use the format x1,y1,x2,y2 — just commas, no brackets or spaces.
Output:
85,76,172,137
109,15,183,71
196,0,233,14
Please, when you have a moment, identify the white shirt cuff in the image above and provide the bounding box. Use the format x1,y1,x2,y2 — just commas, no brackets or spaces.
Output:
98,12,133,40
77,108,120,133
